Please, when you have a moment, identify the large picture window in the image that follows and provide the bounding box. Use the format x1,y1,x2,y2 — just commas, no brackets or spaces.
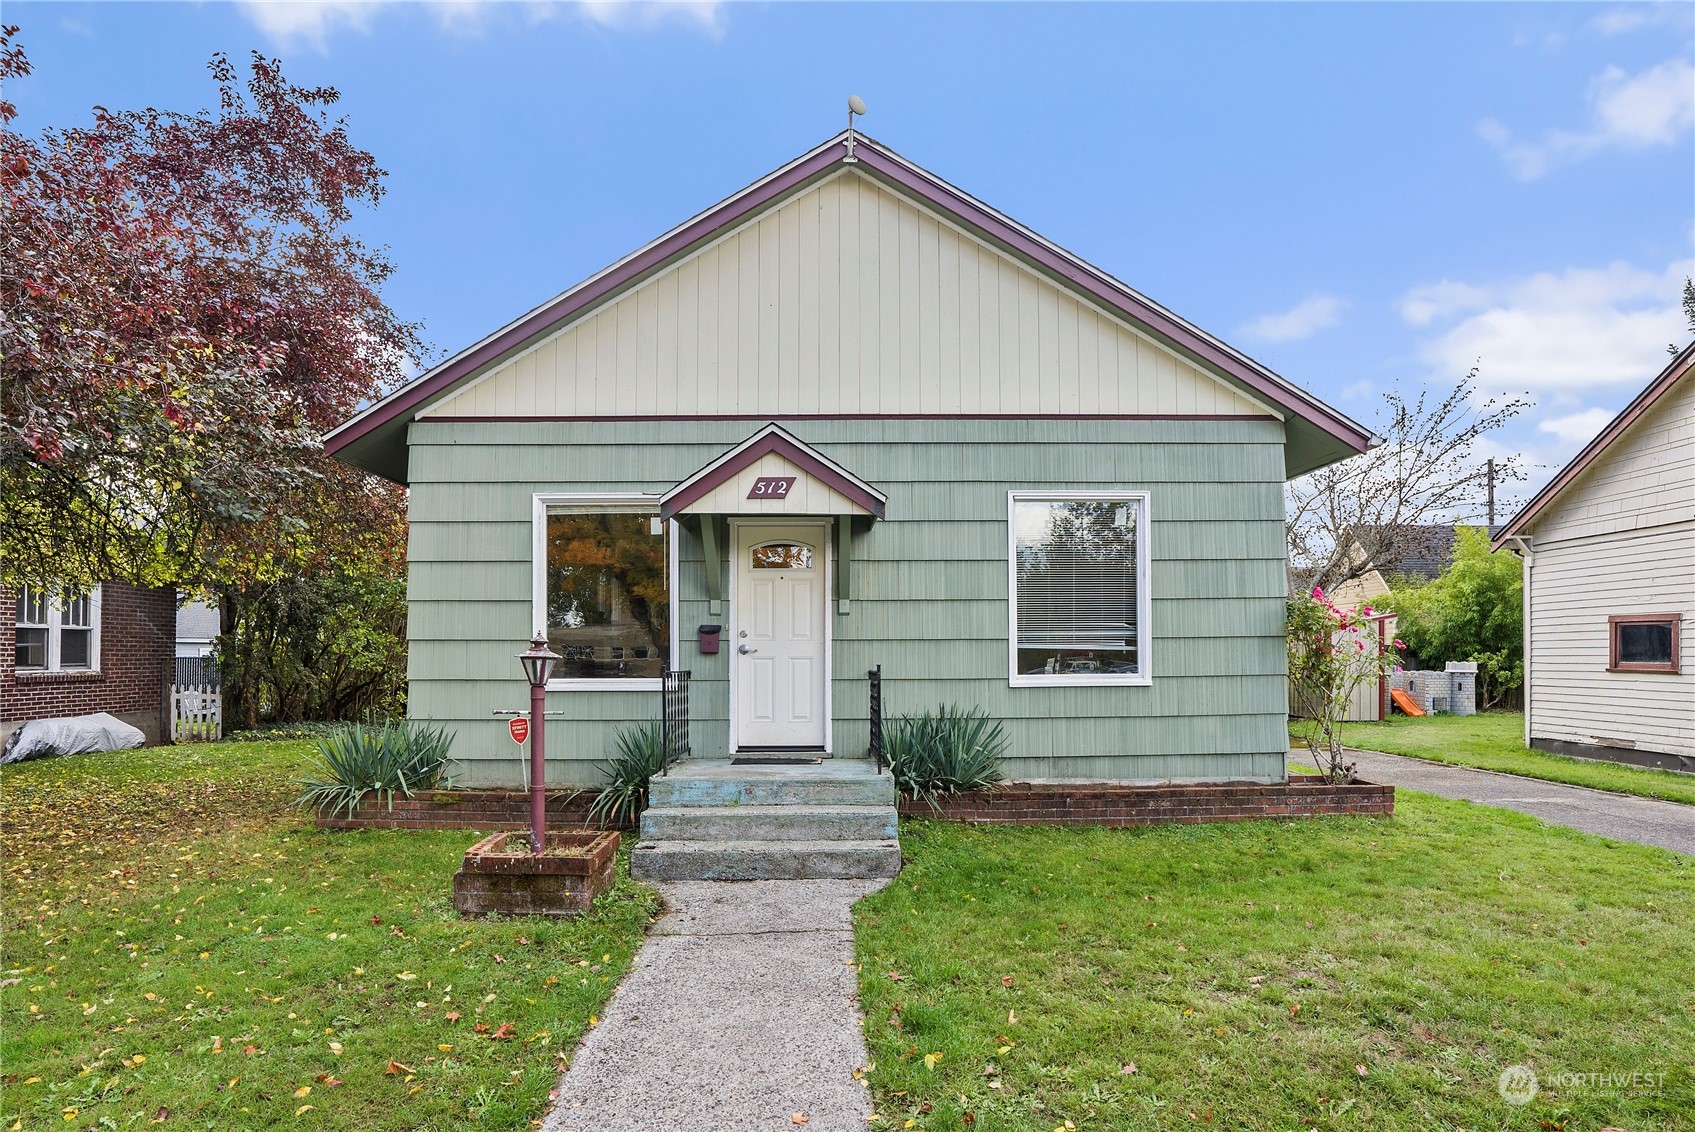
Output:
13,585,101,673
1008,492,1150,686
537,497,671,686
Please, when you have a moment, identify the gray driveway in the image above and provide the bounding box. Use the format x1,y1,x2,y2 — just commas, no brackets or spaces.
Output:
542,879,887,1131
1341,747,1695,856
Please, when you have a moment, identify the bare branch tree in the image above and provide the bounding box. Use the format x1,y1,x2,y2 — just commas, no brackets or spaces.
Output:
1287,368,1526,594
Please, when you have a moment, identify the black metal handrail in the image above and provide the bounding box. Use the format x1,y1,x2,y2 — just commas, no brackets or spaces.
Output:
868,665,885,775
659,668,691,776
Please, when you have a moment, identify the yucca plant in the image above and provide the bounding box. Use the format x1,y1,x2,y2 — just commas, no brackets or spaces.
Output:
886,703,1008,810
588,721,667,827
295,721,456,818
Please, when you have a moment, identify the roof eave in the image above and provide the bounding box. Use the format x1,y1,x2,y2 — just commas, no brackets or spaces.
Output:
1491,341,1694,551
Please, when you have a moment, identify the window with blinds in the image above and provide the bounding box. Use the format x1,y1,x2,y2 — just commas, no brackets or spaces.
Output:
1009,493,1149,685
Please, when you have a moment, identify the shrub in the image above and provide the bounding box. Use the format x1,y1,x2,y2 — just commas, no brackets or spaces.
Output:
294,721,455,817
589,722,666,827
1288,589,1402,782
886,704,1007,809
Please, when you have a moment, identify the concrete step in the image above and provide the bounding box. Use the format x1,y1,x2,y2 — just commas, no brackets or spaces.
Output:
629,838,902,882
649,761,896,808
640,804,898,843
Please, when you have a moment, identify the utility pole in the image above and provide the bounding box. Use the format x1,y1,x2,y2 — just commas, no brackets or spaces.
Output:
1486,458,1495,529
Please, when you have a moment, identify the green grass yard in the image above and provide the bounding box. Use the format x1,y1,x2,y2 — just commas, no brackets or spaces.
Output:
1324,712,1695,806
856,801,1694,1131
0,739,658,1131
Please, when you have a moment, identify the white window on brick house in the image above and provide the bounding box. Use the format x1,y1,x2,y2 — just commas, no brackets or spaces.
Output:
13,585,102,672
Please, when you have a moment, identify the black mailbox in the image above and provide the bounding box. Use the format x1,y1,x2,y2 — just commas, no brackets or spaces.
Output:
697,624,723,655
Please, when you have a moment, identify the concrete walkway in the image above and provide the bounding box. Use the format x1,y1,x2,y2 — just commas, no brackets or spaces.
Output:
1342,747,1695,855
542,879,889,1131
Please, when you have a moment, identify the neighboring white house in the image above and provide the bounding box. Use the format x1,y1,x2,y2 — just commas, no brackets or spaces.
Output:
1493,343,1694,771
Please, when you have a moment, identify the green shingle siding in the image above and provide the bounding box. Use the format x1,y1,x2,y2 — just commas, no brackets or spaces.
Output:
406,418,1292,788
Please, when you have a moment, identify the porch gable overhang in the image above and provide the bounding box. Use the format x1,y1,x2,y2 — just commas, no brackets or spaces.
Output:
660,424,887,521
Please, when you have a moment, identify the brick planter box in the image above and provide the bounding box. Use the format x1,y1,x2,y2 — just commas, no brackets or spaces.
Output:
315,790,634,833
897,775,1393,826
452,830,620,918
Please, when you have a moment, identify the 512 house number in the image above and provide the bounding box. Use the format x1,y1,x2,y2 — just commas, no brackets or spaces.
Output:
747,476,797,499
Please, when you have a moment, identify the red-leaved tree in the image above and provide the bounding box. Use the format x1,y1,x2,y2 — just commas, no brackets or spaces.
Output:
0,28,421,592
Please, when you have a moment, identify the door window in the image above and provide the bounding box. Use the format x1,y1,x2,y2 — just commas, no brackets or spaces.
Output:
751,543,814,570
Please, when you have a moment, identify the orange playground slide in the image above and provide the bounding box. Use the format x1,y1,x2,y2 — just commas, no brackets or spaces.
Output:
1390,688,1426,717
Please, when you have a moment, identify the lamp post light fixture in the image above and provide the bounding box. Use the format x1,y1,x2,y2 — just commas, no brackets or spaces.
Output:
517,632,561,853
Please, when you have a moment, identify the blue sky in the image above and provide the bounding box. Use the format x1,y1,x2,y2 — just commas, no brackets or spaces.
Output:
8,1,1693,507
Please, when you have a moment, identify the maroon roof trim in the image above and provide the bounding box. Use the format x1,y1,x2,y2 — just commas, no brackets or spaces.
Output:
1493,342,1694,550
326,133,1372,463
325,143,848,456
423,413,1281,424
660,427,887,521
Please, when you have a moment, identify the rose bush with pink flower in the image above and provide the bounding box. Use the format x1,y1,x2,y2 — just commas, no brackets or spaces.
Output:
1287,588,1402,783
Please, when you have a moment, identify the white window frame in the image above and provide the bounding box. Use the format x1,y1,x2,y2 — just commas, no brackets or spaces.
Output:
1007,490,1151,688
531,493,678,692
14,584,103,673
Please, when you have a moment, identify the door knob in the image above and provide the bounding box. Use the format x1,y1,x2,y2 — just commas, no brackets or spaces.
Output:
739,644,757,654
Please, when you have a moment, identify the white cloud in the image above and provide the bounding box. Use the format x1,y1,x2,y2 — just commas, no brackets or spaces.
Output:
1591,5,1695,36
237,0,720,50
1239,294,1345,343
238,1,379,50
1401,257,1693,399
1480,58,1695,180
1539,407,1617,444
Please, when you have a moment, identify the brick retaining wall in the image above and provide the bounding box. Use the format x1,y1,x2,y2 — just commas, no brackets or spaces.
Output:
315,789,635,832
897,776,1394,826
318,777,1390,833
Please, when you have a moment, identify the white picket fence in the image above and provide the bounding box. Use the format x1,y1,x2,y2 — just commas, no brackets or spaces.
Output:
171,684,223,742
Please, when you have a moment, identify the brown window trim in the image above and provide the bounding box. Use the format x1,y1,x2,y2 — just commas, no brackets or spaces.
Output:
1607,613,1681,674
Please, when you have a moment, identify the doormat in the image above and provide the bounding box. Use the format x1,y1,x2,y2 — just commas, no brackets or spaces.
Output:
731,757,824,766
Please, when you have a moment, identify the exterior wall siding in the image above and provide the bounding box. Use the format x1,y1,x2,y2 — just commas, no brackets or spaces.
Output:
1521,375,1694,759
1526,522,1694,758
1,584,176,745
408,418,1290,788
418,171,1273,423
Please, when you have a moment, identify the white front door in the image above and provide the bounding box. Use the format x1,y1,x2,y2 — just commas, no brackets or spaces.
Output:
734,523,828,749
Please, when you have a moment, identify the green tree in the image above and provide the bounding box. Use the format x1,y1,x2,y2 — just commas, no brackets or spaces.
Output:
1382,526,1523,709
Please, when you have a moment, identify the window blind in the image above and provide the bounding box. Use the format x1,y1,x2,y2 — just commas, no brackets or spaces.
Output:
1014,499,1139,656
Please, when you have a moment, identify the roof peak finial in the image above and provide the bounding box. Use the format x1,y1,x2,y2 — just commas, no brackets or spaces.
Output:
844,94,867,163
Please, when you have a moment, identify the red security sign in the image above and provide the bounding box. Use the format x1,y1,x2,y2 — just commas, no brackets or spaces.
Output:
748,476,796,499
508,717,530,745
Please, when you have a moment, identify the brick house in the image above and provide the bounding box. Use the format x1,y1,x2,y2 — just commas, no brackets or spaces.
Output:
2,584,177,746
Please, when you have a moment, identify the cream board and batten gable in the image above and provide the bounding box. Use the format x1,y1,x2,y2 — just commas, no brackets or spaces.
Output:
417,170,1273,423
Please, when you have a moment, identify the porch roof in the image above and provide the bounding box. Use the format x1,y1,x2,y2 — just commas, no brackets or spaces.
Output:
660,424,887,521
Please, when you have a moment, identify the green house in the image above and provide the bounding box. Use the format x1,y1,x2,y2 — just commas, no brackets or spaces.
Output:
327,133,1372,793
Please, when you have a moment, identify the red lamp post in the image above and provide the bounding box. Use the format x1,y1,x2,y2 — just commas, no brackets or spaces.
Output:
517,632,561,853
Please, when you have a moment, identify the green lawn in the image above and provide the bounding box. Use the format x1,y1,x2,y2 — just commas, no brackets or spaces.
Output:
1,739,658,1131
1325,712,1695,806
856,801,1694,1130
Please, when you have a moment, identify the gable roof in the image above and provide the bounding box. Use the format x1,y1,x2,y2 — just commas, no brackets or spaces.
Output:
326,132,1376,484
660,424,887,521
1492,342,1695,549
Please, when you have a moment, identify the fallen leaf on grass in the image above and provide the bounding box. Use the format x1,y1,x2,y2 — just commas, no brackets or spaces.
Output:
473,1023,490,1034
396,972,417,981
1355,1064,1367,1077
314,1075,343,1088
293,1086,311,1099
294,1106,313,1117
446,1011,462,1022
1120,1063,1138,1075
491,1023,516,1040
1001,976,1014,987
923,1052,943,1071
384,1061,415,1076
151,1108,168,1125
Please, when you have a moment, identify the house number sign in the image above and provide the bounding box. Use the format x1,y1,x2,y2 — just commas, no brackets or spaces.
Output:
748,476,796,499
